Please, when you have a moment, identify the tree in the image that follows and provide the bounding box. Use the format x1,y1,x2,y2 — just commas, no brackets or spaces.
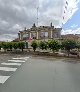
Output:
61,40,77,56
13,42,19,51
18,42,25,52
48,40,60,53
7,42,13,51
2,42,8,52
31,41,38,52
39,41,48,50
76,41,80,51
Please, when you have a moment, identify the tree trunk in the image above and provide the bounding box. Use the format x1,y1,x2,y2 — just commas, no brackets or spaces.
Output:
77,52,79,58
67,50,70,57
4,49,6,52
34,49,35,52
22,48,23,52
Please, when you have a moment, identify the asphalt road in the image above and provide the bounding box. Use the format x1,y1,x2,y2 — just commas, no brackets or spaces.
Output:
0,55,80,92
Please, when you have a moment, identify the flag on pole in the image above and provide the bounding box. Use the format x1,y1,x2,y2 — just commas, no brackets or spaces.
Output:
63,16,64,20
66,1,68,5
64,10,65,13
65,6,67,10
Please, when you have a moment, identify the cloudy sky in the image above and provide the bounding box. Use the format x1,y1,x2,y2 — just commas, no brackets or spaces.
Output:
0,0,80,41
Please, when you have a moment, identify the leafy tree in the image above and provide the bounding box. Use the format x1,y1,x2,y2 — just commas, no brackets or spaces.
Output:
13,42,19,50
39,41,48,50
31,41,38,52
18,42,25,52
48,40,60,53
76,41,80,51
7,42,13,51
2,42,8,51
61,40,77,56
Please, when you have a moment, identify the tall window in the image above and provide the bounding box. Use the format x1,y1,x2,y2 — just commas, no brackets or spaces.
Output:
31,32,36,39
53,33,58,38
45,32,48,38
23,34,29,40
41,32,48,38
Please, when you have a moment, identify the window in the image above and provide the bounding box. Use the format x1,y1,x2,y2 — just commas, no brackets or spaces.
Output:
41,32,48,38
45,32,48,38
53,33,58,38
31,33,36,39
23,34,29,40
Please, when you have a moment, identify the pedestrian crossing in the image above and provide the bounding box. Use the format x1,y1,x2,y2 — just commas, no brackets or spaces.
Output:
1,63,21,66
8,60,25,63
13,57,29,60
0,57,29,84
0,76,10,84
0,67,17,72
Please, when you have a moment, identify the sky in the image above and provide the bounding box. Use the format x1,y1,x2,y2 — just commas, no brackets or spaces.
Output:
0,0,80,41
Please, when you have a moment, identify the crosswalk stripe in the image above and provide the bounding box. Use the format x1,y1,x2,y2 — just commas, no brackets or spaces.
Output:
13,57,29,60
0,76,10,84
8,60,25,63
1,63,21,66
0,67,17,71
0,57,29,84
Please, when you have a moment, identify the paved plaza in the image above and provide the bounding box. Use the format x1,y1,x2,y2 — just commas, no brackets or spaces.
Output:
0,54,80,92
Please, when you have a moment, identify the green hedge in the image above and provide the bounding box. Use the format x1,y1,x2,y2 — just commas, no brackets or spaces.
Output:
0,42,28,52
31,40,80,53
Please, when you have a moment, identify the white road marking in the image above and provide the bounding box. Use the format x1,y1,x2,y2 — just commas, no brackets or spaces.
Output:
0,67,17,71
1,63,21,66
23,57,29,59
13,57,29,60
0,76,10,84
8,60,25,63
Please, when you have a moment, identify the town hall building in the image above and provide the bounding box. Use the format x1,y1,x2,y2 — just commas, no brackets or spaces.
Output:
18,23,62,41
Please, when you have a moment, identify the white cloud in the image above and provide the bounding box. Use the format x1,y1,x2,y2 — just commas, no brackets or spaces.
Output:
71,24,78,28
61,29,74,35
0,34,17,42
61,27,80,35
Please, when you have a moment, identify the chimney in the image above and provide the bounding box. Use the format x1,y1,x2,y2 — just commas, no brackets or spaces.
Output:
51,22,52,27
32,23,36,28
50,22,54,28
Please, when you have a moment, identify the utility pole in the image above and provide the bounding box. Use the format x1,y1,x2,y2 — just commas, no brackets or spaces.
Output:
37,7,39,27
36,0,39,41
37,0,39,27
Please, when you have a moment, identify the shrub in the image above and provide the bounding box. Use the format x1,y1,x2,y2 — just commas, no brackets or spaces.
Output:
48,40,60,53
31,41,38,52
13,42,19,50
61,40,77,56
7,42,13,51
18,42,25,52
39,41,48,50
1,42,8,51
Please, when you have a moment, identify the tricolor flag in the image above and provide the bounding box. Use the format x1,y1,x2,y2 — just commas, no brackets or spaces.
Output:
66,1,68,5
63,16,64,20
65,6,67,10
64,10,65,13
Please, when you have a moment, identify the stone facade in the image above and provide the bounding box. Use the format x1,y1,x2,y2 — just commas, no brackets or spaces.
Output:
18,23,62,41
